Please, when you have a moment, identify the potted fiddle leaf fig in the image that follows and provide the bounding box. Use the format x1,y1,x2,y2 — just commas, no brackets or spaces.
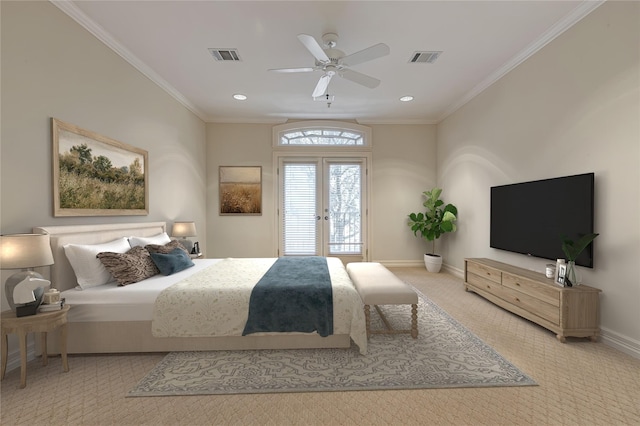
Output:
561,233,599,286
407,188,458,272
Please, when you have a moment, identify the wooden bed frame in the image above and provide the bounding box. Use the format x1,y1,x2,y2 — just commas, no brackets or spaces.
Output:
34,222,351,354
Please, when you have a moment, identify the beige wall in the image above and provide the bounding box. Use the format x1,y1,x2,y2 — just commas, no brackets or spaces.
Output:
206,123,436,262
437,2,640,349
1,1,207,312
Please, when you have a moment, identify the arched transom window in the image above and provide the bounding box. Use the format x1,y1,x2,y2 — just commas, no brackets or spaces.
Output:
273,121,371,148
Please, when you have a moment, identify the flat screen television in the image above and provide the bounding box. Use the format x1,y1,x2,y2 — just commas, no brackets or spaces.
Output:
490,173,595,268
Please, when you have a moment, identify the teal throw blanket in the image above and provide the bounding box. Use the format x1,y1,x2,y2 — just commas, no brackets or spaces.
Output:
242,256,334,337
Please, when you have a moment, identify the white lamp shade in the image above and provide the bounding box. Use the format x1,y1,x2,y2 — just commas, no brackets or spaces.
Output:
171,222,197,238
0,234,54,270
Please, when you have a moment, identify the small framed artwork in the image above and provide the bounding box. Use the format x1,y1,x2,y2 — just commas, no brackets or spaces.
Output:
556,263,567,286
219,166,262,215
52,118,149,217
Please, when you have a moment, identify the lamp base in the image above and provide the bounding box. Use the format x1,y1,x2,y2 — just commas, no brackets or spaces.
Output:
4,270,46,311
177,238,194,253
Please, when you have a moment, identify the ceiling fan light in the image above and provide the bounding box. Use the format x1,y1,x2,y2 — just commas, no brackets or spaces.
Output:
400,96,414,102
233,94,247,101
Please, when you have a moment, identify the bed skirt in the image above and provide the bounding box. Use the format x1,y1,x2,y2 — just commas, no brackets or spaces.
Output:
40,320,352,354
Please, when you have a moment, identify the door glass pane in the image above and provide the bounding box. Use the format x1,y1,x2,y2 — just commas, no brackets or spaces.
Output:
282,163,317,255
328,163,362,254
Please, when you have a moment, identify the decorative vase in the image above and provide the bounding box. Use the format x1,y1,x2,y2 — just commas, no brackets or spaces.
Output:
566,261,582,286
424,254,442,273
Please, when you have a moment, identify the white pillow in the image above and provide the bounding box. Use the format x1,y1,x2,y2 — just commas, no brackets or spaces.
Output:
63,237,131,289
128,232,171,248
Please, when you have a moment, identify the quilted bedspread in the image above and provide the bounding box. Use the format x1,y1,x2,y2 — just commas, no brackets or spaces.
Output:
151,257,367,354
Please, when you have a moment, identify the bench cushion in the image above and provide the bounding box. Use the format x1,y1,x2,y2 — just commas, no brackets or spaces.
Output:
346,262,418,305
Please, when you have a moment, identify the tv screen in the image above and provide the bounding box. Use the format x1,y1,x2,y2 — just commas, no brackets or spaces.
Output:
490,173,595,268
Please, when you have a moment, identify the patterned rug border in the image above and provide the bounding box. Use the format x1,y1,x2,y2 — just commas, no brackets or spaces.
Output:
128,288,536,397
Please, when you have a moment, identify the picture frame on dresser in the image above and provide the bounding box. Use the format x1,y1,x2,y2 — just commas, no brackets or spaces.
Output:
52,118,149,217
556,263,567,286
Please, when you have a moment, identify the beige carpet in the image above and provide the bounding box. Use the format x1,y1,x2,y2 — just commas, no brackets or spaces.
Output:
1,267,639,425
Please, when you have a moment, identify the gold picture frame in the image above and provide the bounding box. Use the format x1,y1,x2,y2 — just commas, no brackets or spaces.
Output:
52,118,149,217
219,166,262,215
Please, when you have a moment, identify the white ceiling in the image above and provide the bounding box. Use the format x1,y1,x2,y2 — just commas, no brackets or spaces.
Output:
55,1,603,124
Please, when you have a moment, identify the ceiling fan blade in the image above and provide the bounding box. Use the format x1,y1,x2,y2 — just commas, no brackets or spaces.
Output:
340,43,390,67
297,34,330,63
339,69,380,89
268,67,315,73
312,73,333,98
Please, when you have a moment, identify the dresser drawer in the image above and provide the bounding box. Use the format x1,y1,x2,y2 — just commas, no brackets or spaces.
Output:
503,273,559,307
466,272,502,293
501,286,560,325
466,261,501,284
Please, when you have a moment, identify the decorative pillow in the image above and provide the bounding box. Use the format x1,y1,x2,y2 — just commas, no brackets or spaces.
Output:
146,239,190,255
128,232,171,248
63,237,131,289
97,246,160,286
149,248,194,276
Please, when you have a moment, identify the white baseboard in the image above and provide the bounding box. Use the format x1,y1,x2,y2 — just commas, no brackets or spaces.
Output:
442,263,464,279
600,327,640,359
376,260,424,268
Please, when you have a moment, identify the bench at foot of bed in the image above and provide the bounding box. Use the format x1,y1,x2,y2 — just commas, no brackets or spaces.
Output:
346,262,418,339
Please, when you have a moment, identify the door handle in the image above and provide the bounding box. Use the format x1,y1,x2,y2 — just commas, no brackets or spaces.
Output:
324,216,329,220
316,216,321,221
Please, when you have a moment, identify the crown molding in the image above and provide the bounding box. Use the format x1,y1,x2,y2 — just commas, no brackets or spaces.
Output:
50,0,208,122
437,0,606,123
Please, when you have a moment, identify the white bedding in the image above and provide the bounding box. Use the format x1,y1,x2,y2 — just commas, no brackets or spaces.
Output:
61,259,221,322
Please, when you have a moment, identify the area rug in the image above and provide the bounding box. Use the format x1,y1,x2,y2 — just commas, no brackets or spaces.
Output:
128,289,536,396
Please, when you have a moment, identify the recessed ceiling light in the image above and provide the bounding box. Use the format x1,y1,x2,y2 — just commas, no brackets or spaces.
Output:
400,96,414,102
233,94,247,101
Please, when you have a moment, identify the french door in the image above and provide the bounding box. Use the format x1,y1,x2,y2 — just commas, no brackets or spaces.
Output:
278,156,367,263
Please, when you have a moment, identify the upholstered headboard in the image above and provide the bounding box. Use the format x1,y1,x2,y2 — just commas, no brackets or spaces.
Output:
33,222,166,292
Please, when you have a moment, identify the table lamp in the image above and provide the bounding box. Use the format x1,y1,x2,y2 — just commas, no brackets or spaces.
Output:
1,233,54,316
171,221,197,254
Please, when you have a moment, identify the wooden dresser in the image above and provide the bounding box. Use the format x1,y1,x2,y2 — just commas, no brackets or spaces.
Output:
464,258,601,342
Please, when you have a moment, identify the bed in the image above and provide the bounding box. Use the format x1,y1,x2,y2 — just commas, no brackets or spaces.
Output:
34,222,367,355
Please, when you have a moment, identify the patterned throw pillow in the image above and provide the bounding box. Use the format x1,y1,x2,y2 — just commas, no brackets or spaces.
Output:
145,239,190,256
97,246,160,286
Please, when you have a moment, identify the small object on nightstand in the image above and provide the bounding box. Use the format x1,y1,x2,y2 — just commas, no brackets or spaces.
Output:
39,298,65,312
43,288,61,305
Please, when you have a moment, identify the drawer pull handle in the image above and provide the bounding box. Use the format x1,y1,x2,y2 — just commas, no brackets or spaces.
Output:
515,282,521,286
487,285,491,289
515,297,520,302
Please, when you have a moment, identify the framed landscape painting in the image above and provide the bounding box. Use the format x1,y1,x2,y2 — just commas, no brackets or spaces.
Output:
52,118,149,217
219,166,262,215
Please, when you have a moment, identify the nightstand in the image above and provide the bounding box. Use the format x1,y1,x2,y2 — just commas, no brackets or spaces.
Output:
1,305,70,388
190,252,203,259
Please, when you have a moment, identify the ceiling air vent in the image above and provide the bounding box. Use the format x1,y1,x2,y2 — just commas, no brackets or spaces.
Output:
208,48,241,61
409,51,442,64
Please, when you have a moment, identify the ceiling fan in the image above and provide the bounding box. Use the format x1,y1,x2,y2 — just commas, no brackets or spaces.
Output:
269,33,390,98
